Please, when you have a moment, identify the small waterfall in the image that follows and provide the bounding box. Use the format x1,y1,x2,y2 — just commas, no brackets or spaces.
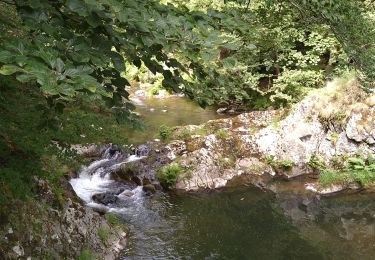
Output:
69,145,147,210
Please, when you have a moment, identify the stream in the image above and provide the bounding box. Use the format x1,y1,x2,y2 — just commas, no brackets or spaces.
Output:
71,96,375,260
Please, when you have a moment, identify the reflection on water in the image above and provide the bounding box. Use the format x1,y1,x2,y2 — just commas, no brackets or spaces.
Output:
277,191,375,260
118,185,375,260
126,97,224,145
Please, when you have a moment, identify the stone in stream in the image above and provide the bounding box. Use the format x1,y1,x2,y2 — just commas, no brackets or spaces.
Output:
132,176,143,186
143,184,156,194
135,144,150,157
113,163,136,182
103,144,123,159
120,190,134,197
92,193,119,205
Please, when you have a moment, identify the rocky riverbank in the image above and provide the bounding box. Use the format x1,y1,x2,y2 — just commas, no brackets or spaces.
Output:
119,79,375,195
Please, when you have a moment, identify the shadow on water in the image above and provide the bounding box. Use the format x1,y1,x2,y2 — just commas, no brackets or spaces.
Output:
116,183,375,260
119,186,326,260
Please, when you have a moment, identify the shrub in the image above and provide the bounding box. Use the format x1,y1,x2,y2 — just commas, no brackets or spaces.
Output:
280,159,294,169
156,163,184,188
105,212,121,226
319,154,375,187
265,156,294,170
159,124,172,141
308,154,326,170
180,129,192,139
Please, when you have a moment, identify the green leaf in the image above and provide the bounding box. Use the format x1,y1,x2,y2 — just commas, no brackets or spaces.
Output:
0,65,23,75
108,51,125,71
66,0,89,16
16,73,34,83
0,50,13,63
56,58,65,73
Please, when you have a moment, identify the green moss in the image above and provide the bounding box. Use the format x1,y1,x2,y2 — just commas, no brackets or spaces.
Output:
216,155,236,169
216,129,229,139
78,248,96,260
105,212,129,233
98,227,111,244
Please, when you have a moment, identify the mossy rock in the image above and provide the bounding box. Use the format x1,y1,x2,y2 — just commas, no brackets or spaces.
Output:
186,135,205,152
112,162,138,182
142,184,156,193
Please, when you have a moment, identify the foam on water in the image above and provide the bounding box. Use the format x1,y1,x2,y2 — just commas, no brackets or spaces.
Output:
69,148,145,208
70,168,114,204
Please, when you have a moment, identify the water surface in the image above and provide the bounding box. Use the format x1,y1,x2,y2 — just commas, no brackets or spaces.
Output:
117,186,375,260
126,96,224,144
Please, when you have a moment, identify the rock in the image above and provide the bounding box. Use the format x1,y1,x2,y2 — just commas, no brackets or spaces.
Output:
365,95,375,107
143,184,156,193
12,244,24,257
132,176,142,186
103,144,123,159
112,84,375,194
92,193,118,205
206,118,232,130
120,190,134,197
70,144,106,158
216,107,240,115
134,89,148,97
186,135,205,152
305,182,361,195
135,144,150,157
346,107,375,144
92,204,109,215
142,177,151,185
166,140,186,156
113,188,125,195
113,163,136,182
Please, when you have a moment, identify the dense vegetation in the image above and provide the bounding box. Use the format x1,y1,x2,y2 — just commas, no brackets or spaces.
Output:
0,0,374,204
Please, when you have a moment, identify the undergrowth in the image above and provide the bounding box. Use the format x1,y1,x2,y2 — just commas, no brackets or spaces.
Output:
0,75,132,204
156,163,184,189
318,154,375,187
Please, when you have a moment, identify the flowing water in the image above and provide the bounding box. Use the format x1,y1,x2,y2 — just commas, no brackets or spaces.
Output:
71,96,375,260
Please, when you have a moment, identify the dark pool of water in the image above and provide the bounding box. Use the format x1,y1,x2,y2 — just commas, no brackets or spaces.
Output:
118,185,375,260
